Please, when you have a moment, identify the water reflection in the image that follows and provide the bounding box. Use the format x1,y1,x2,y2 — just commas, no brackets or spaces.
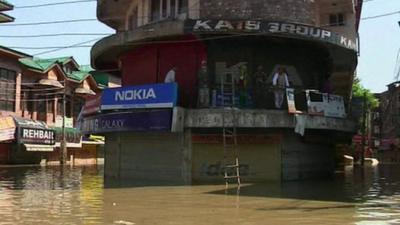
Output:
0,165,399,224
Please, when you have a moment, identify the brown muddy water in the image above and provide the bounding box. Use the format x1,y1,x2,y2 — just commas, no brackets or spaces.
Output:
0,165,399,225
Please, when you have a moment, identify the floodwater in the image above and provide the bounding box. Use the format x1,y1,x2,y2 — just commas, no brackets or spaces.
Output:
0,165,399,225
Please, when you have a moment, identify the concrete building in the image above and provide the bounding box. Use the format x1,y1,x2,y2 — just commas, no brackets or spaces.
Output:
373,83,400,162
89,0,363,185
0,46,118,164
0,0,14,23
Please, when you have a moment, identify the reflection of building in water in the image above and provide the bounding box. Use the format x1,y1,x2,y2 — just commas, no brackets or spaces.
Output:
87,0,363,184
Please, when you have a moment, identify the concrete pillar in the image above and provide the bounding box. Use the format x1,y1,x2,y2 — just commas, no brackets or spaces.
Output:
181,129,192,184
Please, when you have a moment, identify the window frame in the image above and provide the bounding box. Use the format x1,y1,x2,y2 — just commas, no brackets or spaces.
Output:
0,68,16,112
329,13,345,26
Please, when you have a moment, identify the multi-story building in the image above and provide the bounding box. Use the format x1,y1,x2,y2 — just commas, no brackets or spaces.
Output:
88,0,363,184
373,83,400,162
0,0,14,23
0,46,119,164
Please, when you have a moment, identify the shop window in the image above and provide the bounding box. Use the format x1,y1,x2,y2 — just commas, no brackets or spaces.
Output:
329,13,345,26
0,68,16,112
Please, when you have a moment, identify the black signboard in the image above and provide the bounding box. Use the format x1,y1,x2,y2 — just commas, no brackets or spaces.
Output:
184,19,358,52
19,127,56,145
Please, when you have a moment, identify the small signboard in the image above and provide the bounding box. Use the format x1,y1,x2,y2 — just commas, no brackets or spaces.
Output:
55,116,73,128
306,91,346,118
324,94,346,118
19,127,55,145
54,128,82,148
307,91,325,116
101,83,178,110
80,109,173,134
286,88,297,114
185,20,358,51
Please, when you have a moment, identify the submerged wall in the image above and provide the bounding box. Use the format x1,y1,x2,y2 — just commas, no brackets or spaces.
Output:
102,127,341,185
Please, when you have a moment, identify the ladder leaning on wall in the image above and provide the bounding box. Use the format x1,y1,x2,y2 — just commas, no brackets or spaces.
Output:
220,71,241,189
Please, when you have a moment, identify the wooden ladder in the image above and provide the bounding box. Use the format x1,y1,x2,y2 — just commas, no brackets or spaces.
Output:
221,72,241,189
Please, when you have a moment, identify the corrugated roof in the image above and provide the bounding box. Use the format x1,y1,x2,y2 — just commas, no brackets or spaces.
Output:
19,56,73,72
19,57,109,87
67,71,89,82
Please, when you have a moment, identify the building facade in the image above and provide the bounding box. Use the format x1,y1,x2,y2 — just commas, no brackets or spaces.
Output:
373,83,400,162
89,0,363,185
0,46,118,164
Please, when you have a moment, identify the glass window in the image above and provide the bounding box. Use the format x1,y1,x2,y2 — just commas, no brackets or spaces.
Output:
0,68,16,112
329,13,345,26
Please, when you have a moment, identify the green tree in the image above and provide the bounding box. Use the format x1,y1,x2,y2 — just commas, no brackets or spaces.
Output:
352,77,378,108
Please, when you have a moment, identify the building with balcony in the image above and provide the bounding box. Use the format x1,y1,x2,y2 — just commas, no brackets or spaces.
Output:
0,46,119,164
89,0,363,185
0,0,14,23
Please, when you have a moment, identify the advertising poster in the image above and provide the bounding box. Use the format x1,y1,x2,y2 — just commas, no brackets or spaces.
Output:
286,88,297,114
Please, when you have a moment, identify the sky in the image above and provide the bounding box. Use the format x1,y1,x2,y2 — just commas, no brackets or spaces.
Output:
0,0,399,93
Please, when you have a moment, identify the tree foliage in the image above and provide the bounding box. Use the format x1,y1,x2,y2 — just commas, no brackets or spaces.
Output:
352,77,379,108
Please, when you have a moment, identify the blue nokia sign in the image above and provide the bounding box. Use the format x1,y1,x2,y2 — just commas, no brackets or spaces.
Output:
101,83,178,110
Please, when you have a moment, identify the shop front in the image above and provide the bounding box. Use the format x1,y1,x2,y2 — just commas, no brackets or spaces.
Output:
9,117,55,164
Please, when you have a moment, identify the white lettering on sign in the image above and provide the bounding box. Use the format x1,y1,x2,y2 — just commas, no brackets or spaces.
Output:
245,21,260,31
22,128,55,140
194,20,212,30
215,20,234,30
193,20,260,32
102,120,125,129
115,88,156,101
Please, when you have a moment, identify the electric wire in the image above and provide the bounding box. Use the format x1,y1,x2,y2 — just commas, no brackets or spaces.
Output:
0,33,112,38
14,0,96,9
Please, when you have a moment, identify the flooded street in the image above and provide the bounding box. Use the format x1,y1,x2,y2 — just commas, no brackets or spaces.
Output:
0,165,399,225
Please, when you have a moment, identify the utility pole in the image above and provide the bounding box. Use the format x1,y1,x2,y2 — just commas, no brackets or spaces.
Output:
361,92,367,166
60,84,67,165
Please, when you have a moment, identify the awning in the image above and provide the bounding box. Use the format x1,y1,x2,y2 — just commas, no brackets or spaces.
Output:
75,87,96,96
24,144,54,152
38,79,64,88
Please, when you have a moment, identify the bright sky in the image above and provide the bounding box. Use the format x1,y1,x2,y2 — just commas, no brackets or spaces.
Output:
0,0,398,93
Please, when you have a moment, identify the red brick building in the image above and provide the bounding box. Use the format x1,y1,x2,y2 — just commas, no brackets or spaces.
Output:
0,46,118,164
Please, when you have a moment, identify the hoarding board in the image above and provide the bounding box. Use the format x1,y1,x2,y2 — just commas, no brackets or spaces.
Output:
101,83,178,110
185,20,358,51
80,110,173,134
19,127,55,145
